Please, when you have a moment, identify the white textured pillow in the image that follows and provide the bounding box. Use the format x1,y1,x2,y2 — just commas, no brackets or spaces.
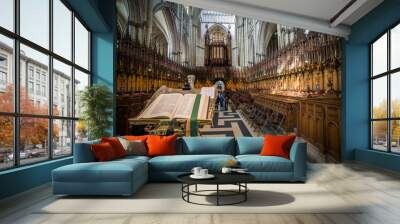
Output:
118,137,147,156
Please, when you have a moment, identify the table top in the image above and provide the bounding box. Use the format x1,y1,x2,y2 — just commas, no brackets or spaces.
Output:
177,172,255,185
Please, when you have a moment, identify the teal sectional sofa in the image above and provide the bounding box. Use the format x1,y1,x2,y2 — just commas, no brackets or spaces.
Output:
52,137,307,196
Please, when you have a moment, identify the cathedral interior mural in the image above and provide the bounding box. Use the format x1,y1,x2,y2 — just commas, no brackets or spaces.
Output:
3,0,400,222
116,0,343,162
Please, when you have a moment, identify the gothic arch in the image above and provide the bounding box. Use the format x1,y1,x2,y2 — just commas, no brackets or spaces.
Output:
207,24,229,43
153,7,178,58
116,0,130,36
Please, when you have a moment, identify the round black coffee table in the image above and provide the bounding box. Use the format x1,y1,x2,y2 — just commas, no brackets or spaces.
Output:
177,173,255,206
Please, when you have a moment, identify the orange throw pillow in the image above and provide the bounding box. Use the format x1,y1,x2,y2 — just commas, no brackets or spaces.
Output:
260,134,296,159
91,142,117,161
124,135,148,141
146,134,178,157
101,137,126,158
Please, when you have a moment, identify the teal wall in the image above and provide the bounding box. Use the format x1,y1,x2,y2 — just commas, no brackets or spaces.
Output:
0,0,116,200
91,0,117,136
343,0,400,171
0,158,72,199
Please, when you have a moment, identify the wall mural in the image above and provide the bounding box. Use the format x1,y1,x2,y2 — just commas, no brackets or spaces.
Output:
116,0,343,161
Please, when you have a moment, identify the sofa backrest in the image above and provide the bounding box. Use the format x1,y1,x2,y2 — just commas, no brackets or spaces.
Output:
73,139,100,163
236,137,264,155
179,137,235,155
75,136,293,161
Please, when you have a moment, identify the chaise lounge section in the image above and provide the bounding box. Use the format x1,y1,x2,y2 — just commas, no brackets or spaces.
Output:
52,137,307,196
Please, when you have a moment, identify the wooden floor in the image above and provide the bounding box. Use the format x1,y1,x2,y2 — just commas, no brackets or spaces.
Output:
1,162,400,224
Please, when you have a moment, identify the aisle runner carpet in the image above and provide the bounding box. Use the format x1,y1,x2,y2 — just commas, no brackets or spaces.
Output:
200,108,253,137
38,183,361,214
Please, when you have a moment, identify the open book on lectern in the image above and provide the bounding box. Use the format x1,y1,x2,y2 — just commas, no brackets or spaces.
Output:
137,93,209,120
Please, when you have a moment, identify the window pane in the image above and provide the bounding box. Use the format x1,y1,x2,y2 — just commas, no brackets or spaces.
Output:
372,33,387,76
0,0,14,31
75,18,89,70
391,120,400,153
20,0,49,49
391,72,400,118
372,76,387,119
53,119,72,157
20,117,49,165
0,116,14,170
372,120,388,151
20,44,49,115
74,69,89,118
391,24,400,70
0,34,14,112
53,0,72,60
53,59,72,117
75,120,88,143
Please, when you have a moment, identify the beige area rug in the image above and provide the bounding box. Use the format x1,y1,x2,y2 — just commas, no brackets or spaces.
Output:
38,183,362,214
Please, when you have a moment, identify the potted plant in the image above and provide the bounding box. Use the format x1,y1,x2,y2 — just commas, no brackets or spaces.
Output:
79,84,113,140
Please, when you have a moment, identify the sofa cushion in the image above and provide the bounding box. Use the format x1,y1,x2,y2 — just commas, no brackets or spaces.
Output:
260,135,296,159
236,155,293,172
124,135,148,142
118,138,147,156
149,154,235,172
115,155,150,163
91,142,118,161
101,137,127,158
147,134,178,157
236,137,264,155
53,158,147,183
180,137,235,155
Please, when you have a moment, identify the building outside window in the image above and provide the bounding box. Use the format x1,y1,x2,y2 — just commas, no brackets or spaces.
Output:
35,70,40,81
0,55,7,90
41,85,46,97
0,0,91,170
28,81,34,94
35,83,40,95
28,67,34,79
54,89,58,103
370,23,400,154
0,71,6,85
41,73,46,83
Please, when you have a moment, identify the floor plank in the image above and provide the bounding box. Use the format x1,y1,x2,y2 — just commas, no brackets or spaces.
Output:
1,162,400,224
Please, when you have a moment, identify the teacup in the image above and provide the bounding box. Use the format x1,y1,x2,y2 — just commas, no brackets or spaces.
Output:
221,167,232,174
199,169,208,176
191,167,202,176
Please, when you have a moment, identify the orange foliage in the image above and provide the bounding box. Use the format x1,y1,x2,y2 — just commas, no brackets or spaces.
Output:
0,85,59,149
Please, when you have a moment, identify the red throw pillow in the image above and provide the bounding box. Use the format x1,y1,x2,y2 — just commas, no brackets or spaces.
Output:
146,134,178,157
101,137,126,158
124,135,148,141
91,142,117,161
260,134,296,159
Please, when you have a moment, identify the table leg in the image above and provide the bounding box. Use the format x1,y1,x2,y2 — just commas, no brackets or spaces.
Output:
187,184,190,202
195,184,198,192
217,184,219,206
181,184,183,199
245,183,247,201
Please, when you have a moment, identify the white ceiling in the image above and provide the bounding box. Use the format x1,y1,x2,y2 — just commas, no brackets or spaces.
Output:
225,0,352,22
168,0,384,37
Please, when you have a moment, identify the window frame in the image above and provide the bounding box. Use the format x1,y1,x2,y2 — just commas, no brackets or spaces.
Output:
0,0,92,171
370,20,400,154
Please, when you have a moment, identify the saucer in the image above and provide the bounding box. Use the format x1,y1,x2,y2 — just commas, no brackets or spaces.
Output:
190,174,215,179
